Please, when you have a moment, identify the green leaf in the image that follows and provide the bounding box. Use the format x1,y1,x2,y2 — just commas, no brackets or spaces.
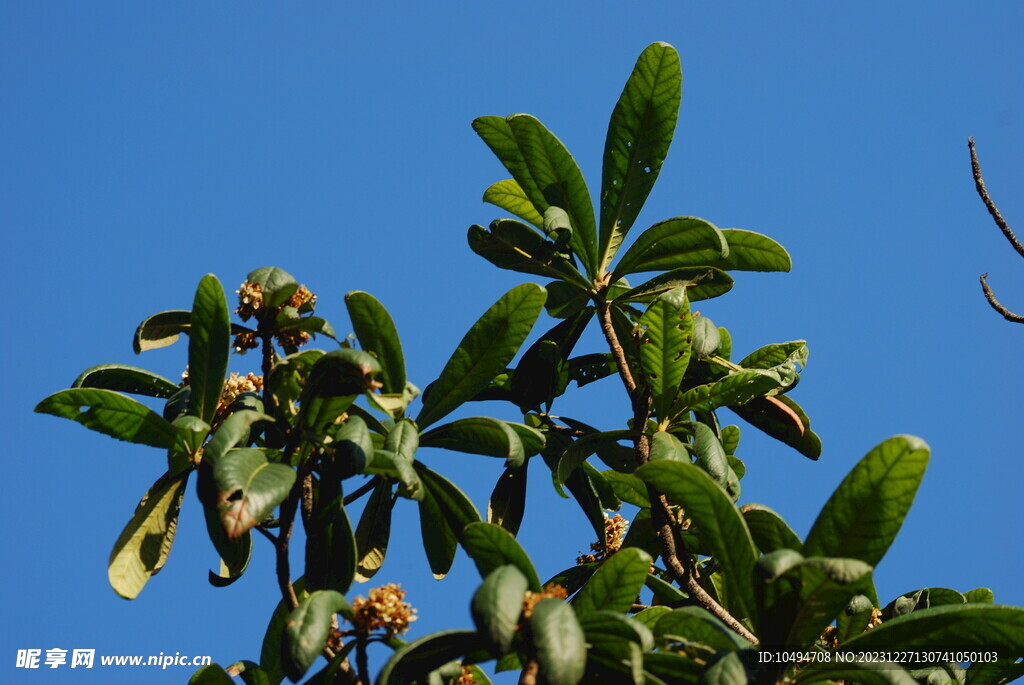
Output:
421,417,526,468
187,274,231,424
247,266,299,308
741,504,802,554
672,370,791,418
35,388,178,448
415,463,482,541
803,435,930,567
188,664,237,685
636,460,758,625
638,286,692,419
692,422,729,486
260,579,308,685
544,280,592,319
468,221,591,290
108,470,189,599
569,352,617,387
417,283,547,428
378,630,484,685
601,470,651,507
471,565,528,654
511,310,592,411
964,588,995,604
654,606,751,651
487,463,529,535
691,316,721,359
215,448,297,539
282,590,350,682
556,429,634,485
305,497,357,595
344,291,406,394
531,598,587,685
737,341,808,371
197,464,252,588
134,309,192,353
794,661,919,685
574,548,652,616
204,410,272,467
580,610,655,655
565,466,611,548
618,267,733,303
842,604,1024,655
613,217,729,279
463,522,542,592
598,42,683,273
645,573,688,605
418,483,458,579
483,178,544,227
72,363,180,398
650,430,688,463
300,349,381,432
717,229,791,272
354,478,393,582
729,395,821,460
703,652,748,684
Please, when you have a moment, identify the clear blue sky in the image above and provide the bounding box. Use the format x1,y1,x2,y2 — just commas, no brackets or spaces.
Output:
3,2,1023,683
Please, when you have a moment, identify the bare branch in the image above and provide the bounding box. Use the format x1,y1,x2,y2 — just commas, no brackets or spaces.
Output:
980,273,1024,323
969,138,1024,259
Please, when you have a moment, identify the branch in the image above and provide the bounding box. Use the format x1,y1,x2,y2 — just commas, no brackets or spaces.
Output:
969,138,1024,259
343,476,380,506
980,273,1024,323
518,659,539,685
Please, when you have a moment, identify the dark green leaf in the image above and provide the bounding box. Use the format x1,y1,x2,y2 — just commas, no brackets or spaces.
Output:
691,316,720,359
344,291,406,394
702,652,748,685
417,283,547,428
305,497,357,595
737,341,808,371
556,429,634,485
247,266,299,308
72,364,180,398
35,388,178,448
469,221,591,290
672,370,791,418
378,630,484,685
618,267,733,303
204,410,272,467
613,217,729,279
545,564,599,596
215,448,297,539
354,478,393,582
803,435,930,566
638,286,692,419
580,610,655,654
645,574,688,605
636,461,758,626
483,178,544,227
187,274,231,425
601,470,651,507
300,349,381,432
198,463,252,588
531,598,587,685
415,463,481,541
654,606,750,651
511,310,592,411
741,503,802,554
260,579,308,685
729,395,821,460
842,604,1024,656
463,522,542,592
134,309,192,353
569,352,617,388
544,280,592,319
650,430,688,462
574,548,652,616
488,463,528,535
108,470,189,599
472,565,528,654
598,42,683,272
565,466,610,547
421,417,526,468
188,664,236,685
282,590,350,682
717,229,791,272
794,661,919,685
692,422,728,486
418,483,457,579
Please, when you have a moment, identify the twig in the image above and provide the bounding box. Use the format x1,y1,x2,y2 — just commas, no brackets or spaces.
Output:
343,476,380,506
518,659,539,685
254,525,278,545
969,138,1024,259
356,635,370,685
980,273,1024,323
596,298,638,397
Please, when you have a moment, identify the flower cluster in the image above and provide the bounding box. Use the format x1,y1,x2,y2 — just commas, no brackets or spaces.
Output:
235,281,264,321
350,583,417,636
219,372,264,411
521,583,568,620
576,513,630,565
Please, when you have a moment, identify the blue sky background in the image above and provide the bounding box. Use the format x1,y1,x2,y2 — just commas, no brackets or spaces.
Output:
2,2,1023,683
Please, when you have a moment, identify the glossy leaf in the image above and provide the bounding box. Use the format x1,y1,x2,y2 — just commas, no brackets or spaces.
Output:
378,630,484,685
717,229,791,272
108,470,188,599
636,460,758,625
417,283,546,428
246,266,298,308
417,483,457,579
487,464,528,535
305,497,357,595
468,220,591,290
600,470,650,507
729,395,821,460
574,548,652,616
471,565,528,654
741,503,802,554
72,363,179,398
598,42,682,272
215,448,297,539
618,267,733,303
187,274,231,425
462,522,542,592
35,388,178,448
282,590,350,682
531,598,587,685
421,417,526,468
692,422,728,486
344,291,407,394
354,478,393,582
483,178,544,227
638,286,692,418
613,216,729,279
803,435,929,567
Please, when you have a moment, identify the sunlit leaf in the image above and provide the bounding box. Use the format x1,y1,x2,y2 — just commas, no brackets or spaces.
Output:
344,291,407,394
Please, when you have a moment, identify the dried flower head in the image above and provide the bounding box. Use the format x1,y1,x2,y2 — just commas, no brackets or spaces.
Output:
219,372,264,411
350,583,417,636
577,513,629,565
867,607,883,629
180,367,190,386
521,583,568,620
287,284,317,310
236,281,264,321
274,329,312,349
455,667,477,685
233,331,259,354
